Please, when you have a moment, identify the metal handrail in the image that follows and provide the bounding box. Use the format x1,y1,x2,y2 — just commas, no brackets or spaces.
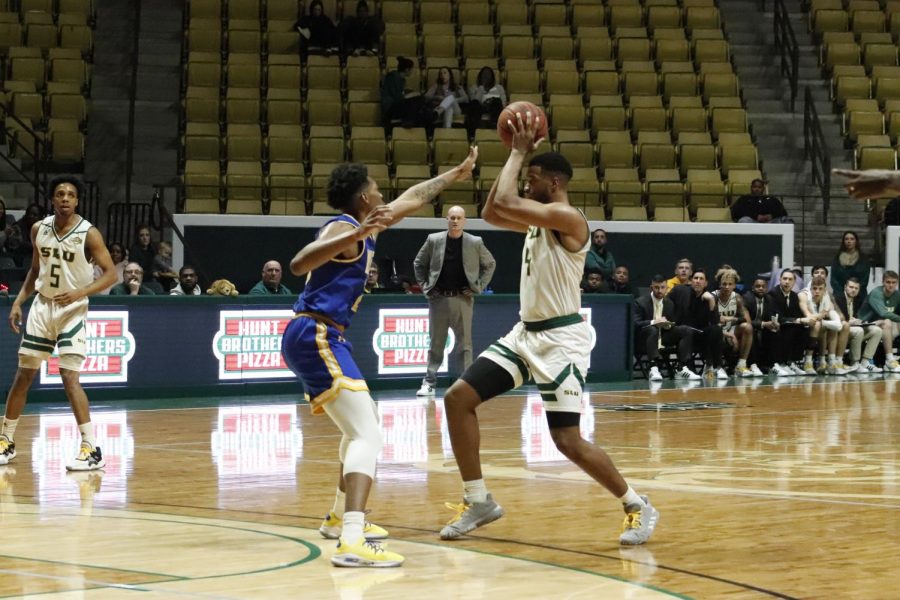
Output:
773,0,800,112
803,86,832,224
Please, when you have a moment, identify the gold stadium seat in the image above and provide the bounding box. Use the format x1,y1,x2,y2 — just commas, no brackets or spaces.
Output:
687,169,727,210
611,205,648,221
540,36,574,61
720,145,758,177
572,4,604,27
495,2,529,27
462,35,497,59
226,124,263,161
556,130,594,167
648,6,682,30
381,0,414,24
347,102,381,127
229,0,260,21
591,105,628,134
711,108,749,137
726,169,762,198
419,1,452,24
349,134,388,164
685,6,720,31
184,159,222,213
433,129,470,166
391,127,429,166
505,69,541,94
25,22,56,50
653,206,689,221
458,3,490,26
578,36,613,62
225,162,264,215
184,85,220,124
305,89,342,126
533,3,567,28
671,107,708,135
266,88,301,125
267,56,301,90
268,127,304,164
856,145,897,169
225,88,261,124
640,143,677,172
864,44,898,71
679,144,717,175
695,206,731,222
584,70,620,96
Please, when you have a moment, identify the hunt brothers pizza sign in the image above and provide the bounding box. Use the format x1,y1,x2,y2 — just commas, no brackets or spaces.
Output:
371,308,454,375
212,310,294,380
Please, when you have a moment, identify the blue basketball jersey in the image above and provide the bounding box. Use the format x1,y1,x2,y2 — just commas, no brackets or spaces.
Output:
293,214,375,329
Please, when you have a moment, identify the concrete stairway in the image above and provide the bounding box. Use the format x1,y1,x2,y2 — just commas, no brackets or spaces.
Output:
721,0,877,265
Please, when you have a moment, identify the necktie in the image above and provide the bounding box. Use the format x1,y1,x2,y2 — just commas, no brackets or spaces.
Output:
653,299,663,348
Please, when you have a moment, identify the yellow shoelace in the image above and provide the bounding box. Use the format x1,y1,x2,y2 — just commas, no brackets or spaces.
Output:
76,445,92,460
622,511,643,531
0,439,8,453
444,501,470,525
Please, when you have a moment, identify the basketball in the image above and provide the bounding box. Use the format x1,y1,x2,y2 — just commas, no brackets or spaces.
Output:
497,101,549,149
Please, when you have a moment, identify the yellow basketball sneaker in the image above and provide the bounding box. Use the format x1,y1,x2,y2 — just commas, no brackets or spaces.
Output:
320,512,389,540
0,436,15,466
331,537,404,568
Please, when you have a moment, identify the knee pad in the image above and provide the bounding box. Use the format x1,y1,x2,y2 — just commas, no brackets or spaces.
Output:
18,354,43,370
57,354,85,372
325,389,383,478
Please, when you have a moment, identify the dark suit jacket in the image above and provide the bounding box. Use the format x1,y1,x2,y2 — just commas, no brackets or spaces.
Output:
413,231,496,294
668,283,718,328
767,288,803,320
633,294,676,331
742,291,776,329
834,292,863,321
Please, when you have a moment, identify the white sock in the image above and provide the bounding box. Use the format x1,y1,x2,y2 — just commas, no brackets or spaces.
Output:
888,353,896,362
737,359,747,368
463,479,488,504
331,488,346,519
805,351,814,360
342,511,365,544
828,353,836,363
78,422,95,448
619,486,644,509
1,418,18,442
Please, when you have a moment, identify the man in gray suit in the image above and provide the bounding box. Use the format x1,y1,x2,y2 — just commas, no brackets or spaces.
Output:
414,205,496,396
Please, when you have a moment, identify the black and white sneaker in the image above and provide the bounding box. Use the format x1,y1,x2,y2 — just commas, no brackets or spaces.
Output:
0,436,15,466
66,444,105,471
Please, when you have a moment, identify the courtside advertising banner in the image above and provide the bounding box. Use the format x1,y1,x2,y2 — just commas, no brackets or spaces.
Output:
40,311,136,384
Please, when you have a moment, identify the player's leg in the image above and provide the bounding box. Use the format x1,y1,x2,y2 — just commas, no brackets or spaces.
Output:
858,325,883,372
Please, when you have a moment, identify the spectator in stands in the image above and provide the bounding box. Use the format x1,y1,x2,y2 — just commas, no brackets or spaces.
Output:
669,268,726,379
743,276,779,372
806,265,831,293
425,67,468,129
94,241,127,294
834,277,883,373
665,257,692,294
769,266,805,293
607,265,635,296
128,224,156,277
730,179,793,224
713,267,759,377
858,269,900,372
798,275,850,375
830,231,871,303
365,262,382,293
248,260,293,295
296,0,338,56
633,274,700,381
339,0,381,57
109,262,157,296
6,203,42,267
381,56,421,128
767,269,809,376
465,67,507,135
151,241,178,292
0,198,15,254
581,268,605,294
584,228,615,280
170,265,201,296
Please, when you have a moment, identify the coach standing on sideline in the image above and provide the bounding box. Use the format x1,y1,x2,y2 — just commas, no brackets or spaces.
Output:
414,205,496,397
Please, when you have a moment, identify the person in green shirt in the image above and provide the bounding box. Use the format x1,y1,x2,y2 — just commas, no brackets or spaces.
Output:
248,260,292,296
380,56,417,127
584,228,615,279
858,269,900,372
830,231,871,303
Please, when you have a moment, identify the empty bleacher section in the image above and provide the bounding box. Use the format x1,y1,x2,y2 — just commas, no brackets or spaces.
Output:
1,0,94,167
179,0,761,221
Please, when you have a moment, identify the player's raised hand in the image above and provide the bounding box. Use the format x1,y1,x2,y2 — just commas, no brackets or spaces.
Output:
452,146,478,182
359,205,393,236
833,168,900,199
507,111,544,154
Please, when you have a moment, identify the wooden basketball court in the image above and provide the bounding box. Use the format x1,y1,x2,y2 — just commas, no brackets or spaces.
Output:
0,376,896,599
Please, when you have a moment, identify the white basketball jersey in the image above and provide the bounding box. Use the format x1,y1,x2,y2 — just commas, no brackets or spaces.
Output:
519,219,589,321
34,216,94,299
714,290,739,332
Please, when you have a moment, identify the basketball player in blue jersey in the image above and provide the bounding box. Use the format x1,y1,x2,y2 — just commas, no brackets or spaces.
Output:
438,112,660,545
0,176,118,471
282,148,477,568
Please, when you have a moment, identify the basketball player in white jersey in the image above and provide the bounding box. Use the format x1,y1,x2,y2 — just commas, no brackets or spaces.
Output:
0,176,117,471
439,112,659,545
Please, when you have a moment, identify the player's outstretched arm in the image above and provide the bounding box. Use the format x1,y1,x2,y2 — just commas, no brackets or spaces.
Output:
833,168,900,199
290,206,393,276
388,147,477,224
54,228,118,307
492,112,586,240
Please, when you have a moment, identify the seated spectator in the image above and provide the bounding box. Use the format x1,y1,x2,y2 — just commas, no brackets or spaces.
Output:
607,265,635,296
730,178,793,224
152,241,178,292
858,269,900,372
128,224,156,277
798,276,850,374
713,267,759,377
769,266,805,293
425,67,468,129
664,257,692,294
296,0,338,56
767,269,809,376
834,277,883,373
365,262,383,293
830,231,871,303
584,228,615,280
743,277,780,372
581,268,605,294
633,274,700,381
249,260,293,295
669,268,726,379
94,241,127,294
109,262,157,296
0,198,15,254
170,265,201,296
6,203,43,266
465,67,507,134
805,265,831,293
381,57,422,128
339,0,381,57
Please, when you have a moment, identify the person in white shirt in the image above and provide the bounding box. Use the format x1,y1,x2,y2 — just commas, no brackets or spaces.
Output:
798,276,850,374
169,265,201,296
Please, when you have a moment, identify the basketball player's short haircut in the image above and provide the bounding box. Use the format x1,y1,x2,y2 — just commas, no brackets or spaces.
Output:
884,270,899,281
528,152,573,182
693,267,706,277
847,276,860,284
651,274,666,284
49,174,84,200
811,276,827,288
327,163,369,211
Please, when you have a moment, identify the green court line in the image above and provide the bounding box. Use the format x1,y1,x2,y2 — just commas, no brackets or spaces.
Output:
0,552,183,580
